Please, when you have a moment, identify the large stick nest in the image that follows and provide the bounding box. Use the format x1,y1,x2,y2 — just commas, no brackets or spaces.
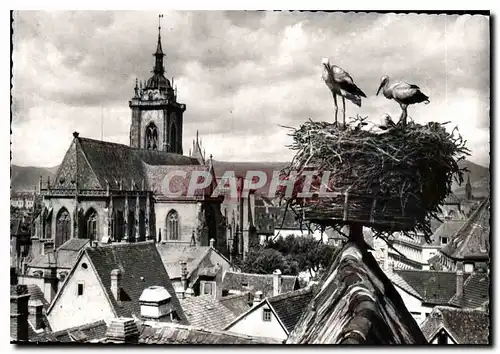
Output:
277,115,470,241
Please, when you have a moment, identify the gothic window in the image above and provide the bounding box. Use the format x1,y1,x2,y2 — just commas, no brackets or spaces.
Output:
43,209,53,239
128,211,136,240
166,210,179,240
113,211,124,242
145,123,159,150
55,208,71,248
139,210,146,241
82,209,98,241
169,121,177,152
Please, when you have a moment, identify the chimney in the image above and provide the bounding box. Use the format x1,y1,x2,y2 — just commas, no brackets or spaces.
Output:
253,291,263,306
139,286,173,321
28,298,45,331
10,285,30,342
110,269,122,301
43,267,58,304
185,287,194,298
105,318,139,344
209,238,215,248
176,286,185,300
180,261,188,290
456,262,464,298
273,269,282,296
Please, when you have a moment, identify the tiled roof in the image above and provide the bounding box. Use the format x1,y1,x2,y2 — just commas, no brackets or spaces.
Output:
443,192,460,205
384,270,422,299
218,292,252,316
267,287,314,333
212,160,288,197
28,238,89,269
441,198,490,261
136,321,282,344
449,272,490,308
286,243,427,344
420,307,489,344
84,241,188,323
144,163,215,200
32,320,108,343
53,136,199,191
394,270,470,305
222,271,299,298
180,295,239,330
156,244,210,279
423,220,466,247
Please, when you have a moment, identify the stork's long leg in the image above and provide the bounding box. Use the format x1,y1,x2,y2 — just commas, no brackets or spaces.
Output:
342,96,346,128
332,92,338,125
399,103,408,127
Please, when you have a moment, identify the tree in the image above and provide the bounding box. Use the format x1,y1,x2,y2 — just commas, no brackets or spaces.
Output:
235,247,299,275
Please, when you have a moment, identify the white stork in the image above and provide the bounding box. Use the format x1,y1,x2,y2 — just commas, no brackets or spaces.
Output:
376,75,430,127
321,58,366,127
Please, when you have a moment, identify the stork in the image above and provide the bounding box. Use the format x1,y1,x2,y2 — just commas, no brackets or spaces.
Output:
376,75,430,127
321,58,366,127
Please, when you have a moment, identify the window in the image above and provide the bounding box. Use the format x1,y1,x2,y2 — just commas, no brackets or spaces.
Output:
441,237,448,245
77,283,84,296
145,123,159,150
263,308,272,322
202,281,215,296
437,332,448,345
166,210,179,240
83,209,98,241
55,208,71,248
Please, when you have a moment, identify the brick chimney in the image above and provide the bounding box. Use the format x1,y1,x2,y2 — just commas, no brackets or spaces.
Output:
139,286,173,321
28,298,45,331
110,269,122,301
456,262,464,299
210,238,215,248
10,285,30,342
180,261,188,290
105,318,139,344
273,269,282,296
253,291,263,306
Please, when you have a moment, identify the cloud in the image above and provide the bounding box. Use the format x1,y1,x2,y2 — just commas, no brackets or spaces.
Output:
11,11,490,168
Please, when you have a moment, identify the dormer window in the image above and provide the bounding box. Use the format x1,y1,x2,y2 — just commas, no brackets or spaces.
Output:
441,237,448,245
201,280,216,296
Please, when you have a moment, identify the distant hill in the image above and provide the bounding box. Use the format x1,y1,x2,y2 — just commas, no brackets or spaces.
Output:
10,165,59,192
9,159,490,196
452,159,490,197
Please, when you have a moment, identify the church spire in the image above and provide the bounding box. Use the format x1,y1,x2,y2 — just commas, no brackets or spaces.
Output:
154,14,165,75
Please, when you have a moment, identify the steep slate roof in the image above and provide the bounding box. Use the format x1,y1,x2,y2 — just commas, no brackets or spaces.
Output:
420,307,490,344
79,242,188,323
266,287,314,333
394,270,470,305
286,243,427,344
53,135,199,190
218,292,252,316
441,198,490,261
180,295,240,330
32,320,108,343
449,272,490,308
28,238,89,270
156,245,211,279
222,271,299,298
136,321,282,344
212,160,288,197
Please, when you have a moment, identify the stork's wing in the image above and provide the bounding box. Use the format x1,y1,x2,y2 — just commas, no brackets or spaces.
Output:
392,82,421,98
331,65,367,98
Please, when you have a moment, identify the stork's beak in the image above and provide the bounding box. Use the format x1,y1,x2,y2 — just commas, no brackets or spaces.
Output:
376,82,384,96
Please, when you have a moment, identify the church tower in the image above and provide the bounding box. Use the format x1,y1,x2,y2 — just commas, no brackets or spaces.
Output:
465,173,473,200
129,16,186,154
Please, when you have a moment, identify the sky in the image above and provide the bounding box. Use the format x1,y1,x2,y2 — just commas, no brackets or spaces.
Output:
11,11,490,167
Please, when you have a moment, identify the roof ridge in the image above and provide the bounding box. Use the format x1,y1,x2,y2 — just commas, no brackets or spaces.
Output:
268,287,312,302
49,320,107,336
89,240,156,250
434,305,488,313
226,271,297,278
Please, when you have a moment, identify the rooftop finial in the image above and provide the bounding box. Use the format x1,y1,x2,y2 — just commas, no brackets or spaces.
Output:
158,13,163,33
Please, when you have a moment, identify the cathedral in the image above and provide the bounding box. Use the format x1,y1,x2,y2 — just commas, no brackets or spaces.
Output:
31,24,228,257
